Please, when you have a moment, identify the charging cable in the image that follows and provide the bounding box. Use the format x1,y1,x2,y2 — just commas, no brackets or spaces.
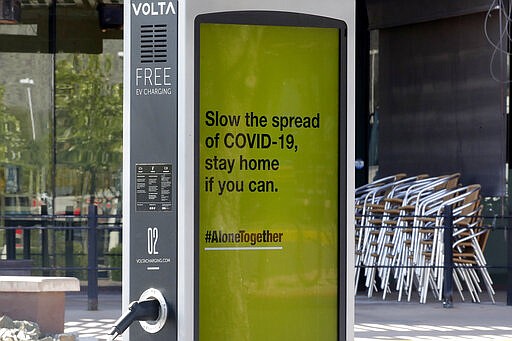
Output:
109,298,160,340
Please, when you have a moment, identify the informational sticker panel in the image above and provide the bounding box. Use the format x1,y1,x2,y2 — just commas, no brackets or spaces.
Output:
136,164,173,212
195,12,346,341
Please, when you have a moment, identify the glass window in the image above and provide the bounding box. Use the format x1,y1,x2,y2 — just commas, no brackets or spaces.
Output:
0,0,123,281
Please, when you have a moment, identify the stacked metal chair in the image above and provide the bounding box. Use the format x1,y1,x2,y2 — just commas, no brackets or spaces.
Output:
355,174,495,303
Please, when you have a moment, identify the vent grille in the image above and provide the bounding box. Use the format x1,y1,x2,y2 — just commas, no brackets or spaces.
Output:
140,24,168,63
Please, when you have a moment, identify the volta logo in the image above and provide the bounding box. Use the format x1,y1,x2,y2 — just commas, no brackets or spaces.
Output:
132,1,176,16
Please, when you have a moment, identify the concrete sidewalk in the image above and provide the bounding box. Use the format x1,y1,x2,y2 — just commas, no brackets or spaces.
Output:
64,292,512,340
65,293,122,340
355,291,512,341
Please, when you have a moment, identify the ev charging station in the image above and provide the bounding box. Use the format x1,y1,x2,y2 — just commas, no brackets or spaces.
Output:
118,0,355,340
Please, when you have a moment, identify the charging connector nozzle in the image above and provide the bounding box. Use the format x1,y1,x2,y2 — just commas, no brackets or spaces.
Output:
108,299,160,340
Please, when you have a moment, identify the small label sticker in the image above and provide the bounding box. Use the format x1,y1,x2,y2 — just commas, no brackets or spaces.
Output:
135,163,172,211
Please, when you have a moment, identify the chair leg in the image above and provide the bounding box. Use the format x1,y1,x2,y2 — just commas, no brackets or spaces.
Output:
453,269,465,302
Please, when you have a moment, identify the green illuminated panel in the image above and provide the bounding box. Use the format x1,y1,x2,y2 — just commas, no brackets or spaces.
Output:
198,21,340,341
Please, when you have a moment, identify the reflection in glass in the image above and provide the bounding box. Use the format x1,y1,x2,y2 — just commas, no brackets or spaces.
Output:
0,0,123,281
55,41,123,216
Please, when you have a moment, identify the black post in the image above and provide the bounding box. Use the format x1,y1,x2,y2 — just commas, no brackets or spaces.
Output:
355,0,370,187
443,205,454,308
507,222,512,306
23,227,31,259
6,228,15,260
41,204,49,276
65,205,74,277
88,204,98,311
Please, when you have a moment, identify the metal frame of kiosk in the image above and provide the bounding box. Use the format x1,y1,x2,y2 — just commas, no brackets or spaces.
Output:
123,1,355,340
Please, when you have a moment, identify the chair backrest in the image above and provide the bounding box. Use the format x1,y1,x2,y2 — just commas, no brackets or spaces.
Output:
355,173,407,198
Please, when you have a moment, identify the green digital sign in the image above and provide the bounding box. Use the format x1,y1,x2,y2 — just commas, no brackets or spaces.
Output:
196,14,344,341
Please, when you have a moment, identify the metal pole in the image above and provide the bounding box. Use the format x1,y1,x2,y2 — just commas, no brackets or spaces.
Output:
6,227,15,260
26,87,35,140
507,222,512,306
88,204,98,311
23,227,31,259
65,205,74,277
443,205,454,308
41,204,49,276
